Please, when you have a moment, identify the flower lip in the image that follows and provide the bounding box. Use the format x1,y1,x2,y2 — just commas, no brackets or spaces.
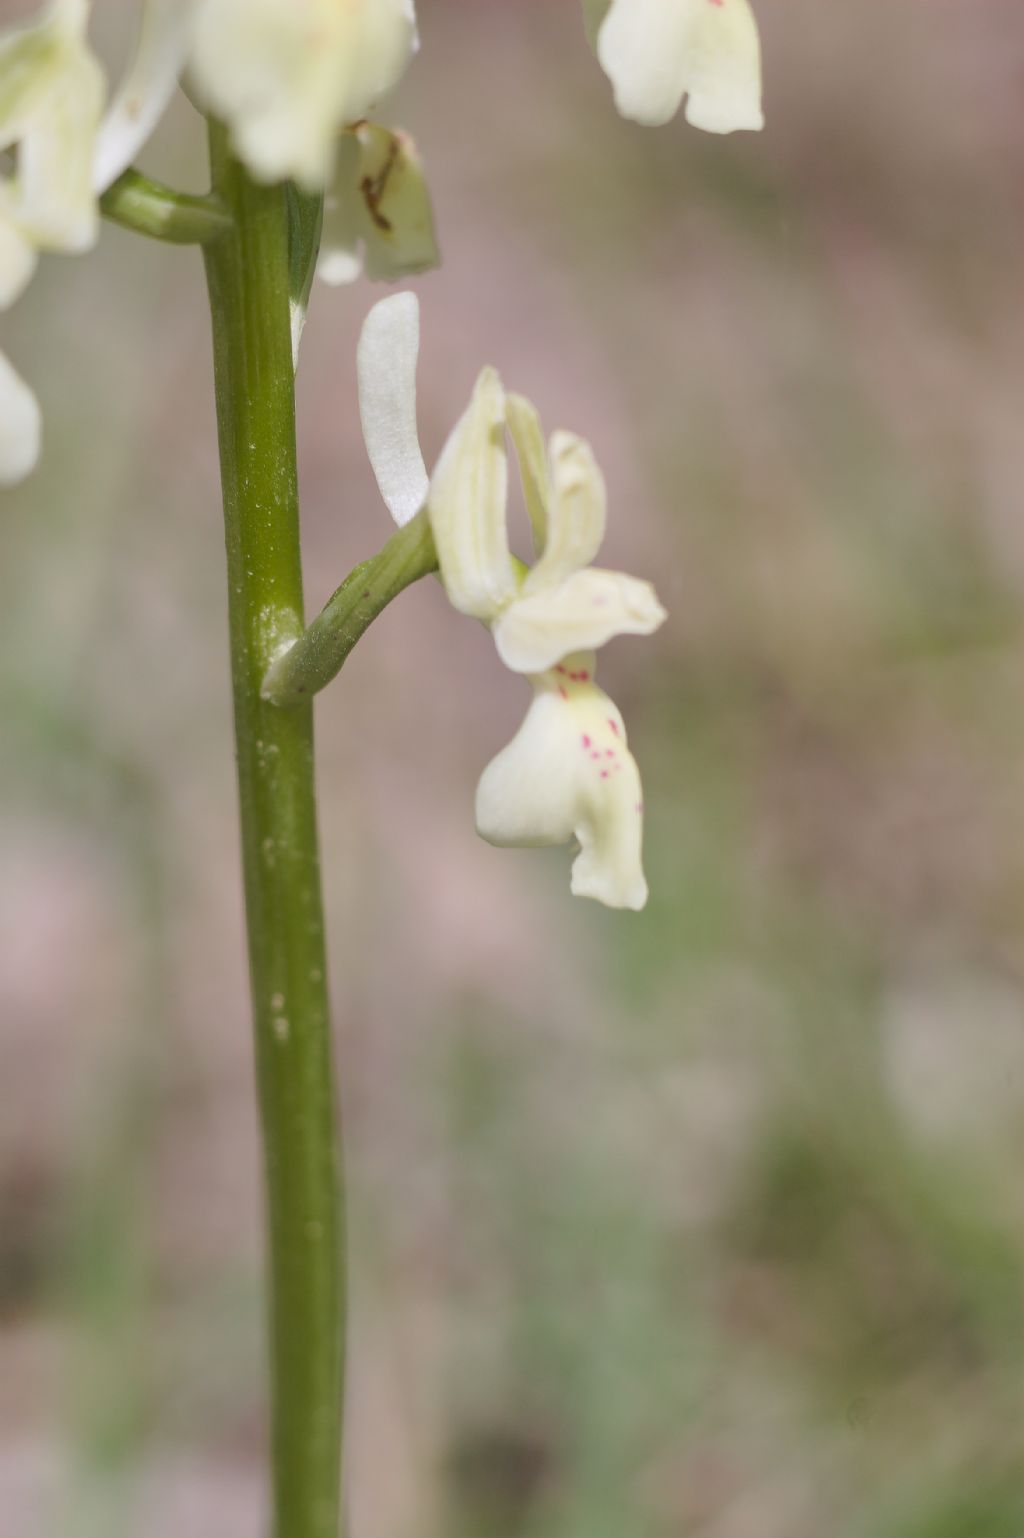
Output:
475,656,650,910
356,291,666,909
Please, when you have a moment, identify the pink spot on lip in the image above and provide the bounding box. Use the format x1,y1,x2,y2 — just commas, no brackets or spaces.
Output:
591,751,600,760
608,719,620,736
582,734,591,748
605,749,615,758
600,769,609,779
558,685,568,700
635,802,644,813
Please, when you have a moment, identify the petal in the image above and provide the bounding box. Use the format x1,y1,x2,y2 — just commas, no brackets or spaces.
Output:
0,350,41,484
357,290,430,527
0,218,37,308
475,665,649,910
93,0,191,193
595,0,763,133
522,429,605,594
17,43,104,251
428,366,517,621
506,392,550,554
189,0,417,189
493,566,666,674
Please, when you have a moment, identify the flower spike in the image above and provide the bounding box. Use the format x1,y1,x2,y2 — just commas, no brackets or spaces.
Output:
357,290,430,527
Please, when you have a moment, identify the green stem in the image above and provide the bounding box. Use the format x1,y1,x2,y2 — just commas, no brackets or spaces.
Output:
202,125,343,1538
102,168,232,245
263,508,438,706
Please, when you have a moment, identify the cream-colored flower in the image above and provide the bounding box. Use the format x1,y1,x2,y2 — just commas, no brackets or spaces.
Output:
190,0,418,189
356,292,666,909
319,120,438,286
583,0,763,132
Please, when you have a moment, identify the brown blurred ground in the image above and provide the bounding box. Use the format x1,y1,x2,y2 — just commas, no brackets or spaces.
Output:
4,3,1024,1535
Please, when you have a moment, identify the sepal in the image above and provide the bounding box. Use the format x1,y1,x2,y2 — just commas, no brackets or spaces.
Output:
427,365,517,620
493,567,666,674
588,0,763,133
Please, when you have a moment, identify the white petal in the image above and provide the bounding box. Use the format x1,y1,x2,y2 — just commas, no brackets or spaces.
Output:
189,0,417,190
357,290,429,527
0,21,66,147
0,218,37,308
506,392,550,554
428,366,517,621
0,350,41,484
596,0,763,133
475,665,649,910
93,0,191,193
493,566,666,674
522,429,605,595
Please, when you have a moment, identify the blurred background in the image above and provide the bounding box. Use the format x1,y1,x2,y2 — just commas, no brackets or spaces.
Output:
4,1,1024,1533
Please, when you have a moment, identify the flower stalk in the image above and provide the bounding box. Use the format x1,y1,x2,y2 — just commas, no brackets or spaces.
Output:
100,169,233,246
202,122,343,1538
263,507,437,706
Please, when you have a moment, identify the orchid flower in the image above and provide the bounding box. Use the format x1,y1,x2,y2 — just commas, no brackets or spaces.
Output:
319,120,438,286
583,0,763,132
357,293,666,909
189,0,419,190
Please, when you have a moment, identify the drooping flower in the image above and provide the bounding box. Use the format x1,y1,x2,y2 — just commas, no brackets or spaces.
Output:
189,0,419,190
582,0,763,133
357,292,666,909
319,120,438,286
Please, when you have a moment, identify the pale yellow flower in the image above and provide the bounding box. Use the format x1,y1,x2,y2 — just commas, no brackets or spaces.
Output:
356,293,666,909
